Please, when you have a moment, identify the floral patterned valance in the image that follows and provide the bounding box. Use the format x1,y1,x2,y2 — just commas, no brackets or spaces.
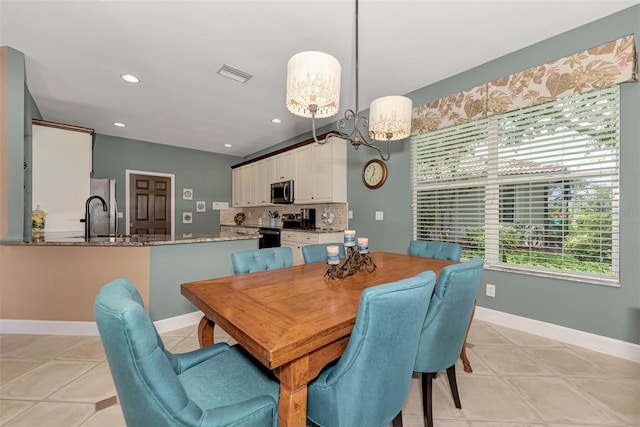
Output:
412,34,638,134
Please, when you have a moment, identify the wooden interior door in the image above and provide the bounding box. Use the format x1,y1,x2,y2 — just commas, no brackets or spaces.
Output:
129,174,171,235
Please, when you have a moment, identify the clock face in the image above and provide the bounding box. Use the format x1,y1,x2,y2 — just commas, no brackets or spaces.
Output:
362,159,388,189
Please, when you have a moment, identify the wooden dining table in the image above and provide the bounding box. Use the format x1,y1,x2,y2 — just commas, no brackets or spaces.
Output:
181,251,468,427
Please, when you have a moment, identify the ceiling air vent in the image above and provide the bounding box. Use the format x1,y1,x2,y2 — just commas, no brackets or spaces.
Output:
216,64,253,84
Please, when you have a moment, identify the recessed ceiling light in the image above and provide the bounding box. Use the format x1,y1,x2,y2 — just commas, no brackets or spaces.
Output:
121,74,140,83
224,144,232,148
113,122,126,127
271,119,282,124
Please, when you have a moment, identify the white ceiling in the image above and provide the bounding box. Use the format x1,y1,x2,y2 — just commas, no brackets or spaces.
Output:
1,0,638,157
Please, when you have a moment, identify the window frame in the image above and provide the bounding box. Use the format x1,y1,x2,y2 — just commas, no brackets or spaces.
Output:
411,86,620,286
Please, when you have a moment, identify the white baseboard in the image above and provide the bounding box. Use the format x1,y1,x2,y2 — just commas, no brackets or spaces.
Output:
474,306,640,363
153,311,203,334
0,319,99,336
0,311,203,336
2,309,639,364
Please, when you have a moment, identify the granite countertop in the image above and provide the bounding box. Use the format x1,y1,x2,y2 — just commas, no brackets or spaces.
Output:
221,223,344,234
0,230,260,247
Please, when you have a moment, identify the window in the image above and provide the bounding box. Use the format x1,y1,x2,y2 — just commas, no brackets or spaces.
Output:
411,86,620,284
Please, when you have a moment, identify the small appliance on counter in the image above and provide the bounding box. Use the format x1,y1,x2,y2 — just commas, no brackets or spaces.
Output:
281,213,301,229
301,208,316,230
89,178,118,236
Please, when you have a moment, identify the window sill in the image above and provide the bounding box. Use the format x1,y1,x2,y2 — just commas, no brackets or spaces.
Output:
478,262,620,287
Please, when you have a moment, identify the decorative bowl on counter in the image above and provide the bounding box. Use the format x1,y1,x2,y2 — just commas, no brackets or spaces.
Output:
234,212,246,225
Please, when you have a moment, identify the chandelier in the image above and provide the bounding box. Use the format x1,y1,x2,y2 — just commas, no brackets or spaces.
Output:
285,0,412,161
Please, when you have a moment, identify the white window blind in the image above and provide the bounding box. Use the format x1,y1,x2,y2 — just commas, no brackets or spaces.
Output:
411,86,620,284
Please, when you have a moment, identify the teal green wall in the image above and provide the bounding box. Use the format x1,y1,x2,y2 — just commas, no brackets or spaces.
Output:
148,239,257,321
3,46,42,239
5,47,25,239
92,134,242,235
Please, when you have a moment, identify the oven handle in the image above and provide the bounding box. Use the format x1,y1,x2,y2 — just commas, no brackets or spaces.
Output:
260,229,280,235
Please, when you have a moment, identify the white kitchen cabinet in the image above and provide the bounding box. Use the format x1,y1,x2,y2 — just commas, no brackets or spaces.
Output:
232,168,241,207
281,230,344,265
280,230,303,265
293,145,313,203
232,136,347,207
294,136,347,204
32,120,93,232
250,160,269,206
271,151,295,182
232,165,251,207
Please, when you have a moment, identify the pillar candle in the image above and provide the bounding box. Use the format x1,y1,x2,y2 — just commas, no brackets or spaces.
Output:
344,230,356,247
327,245,340,265
357,237,369,254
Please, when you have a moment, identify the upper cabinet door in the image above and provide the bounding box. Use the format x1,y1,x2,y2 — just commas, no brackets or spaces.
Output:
32,120,93,233
293,145,314,203
295,137,347,205
272,151,295,182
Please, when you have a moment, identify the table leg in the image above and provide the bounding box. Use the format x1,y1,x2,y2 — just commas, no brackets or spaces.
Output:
197,316,215,347
274,357,309,427
460,300,476,373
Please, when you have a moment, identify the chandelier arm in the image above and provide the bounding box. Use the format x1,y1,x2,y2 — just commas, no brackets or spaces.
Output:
360,139,391,161
311,114,328,145
336,109,358,141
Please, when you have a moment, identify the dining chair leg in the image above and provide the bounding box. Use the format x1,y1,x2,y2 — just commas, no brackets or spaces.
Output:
422,372,436,427
392,411,403,427
446,365,462,409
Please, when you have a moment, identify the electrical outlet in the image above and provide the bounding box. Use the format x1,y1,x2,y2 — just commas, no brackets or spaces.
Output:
486,284,496,297
116,211,123,218
348,210,353,219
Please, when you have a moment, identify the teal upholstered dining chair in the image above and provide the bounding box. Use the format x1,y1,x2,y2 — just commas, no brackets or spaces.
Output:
302,242,346,264
231,246,293,274
94,278,279,427
409,239,462,261
411,257,484,427
306,271,437,427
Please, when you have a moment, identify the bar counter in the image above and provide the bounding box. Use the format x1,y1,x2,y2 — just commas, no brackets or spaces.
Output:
1,230,259,325
0,230,259,246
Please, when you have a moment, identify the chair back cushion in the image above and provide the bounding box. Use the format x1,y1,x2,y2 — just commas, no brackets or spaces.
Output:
307,271,436,427
409,239,462,261
302,242,346,264
231,247,293,274
414,257,484,373
94,278,202,426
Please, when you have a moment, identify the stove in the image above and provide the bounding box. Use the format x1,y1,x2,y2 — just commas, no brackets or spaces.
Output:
258,227,280,248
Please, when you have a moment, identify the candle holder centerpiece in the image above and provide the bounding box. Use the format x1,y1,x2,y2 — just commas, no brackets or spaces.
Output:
325,232,376,279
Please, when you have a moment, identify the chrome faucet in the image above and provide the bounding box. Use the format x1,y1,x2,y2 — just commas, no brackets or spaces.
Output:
81,195,108,239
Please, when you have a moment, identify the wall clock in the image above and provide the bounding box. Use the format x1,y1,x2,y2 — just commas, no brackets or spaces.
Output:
362,159,388,189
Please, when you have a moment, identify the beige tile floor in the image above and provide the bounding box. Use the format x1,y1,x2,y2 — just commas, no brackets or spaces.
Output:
1,320,638,427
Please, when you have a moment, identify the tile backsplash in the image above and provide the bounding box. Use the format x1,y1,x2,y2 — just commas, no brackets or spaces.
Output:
221,204,348,231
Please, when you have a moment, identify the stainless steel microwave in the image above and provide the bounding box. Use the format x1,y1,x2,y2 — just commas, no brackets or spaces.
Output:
271,180,294,204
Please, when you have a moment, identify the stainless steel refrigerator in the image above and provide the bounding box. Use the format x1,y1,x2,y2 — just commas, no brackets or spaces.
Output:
89,178,118,236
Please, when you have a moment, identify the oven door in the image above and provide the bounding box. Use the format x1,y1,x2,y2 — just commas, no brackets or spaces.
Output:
259,227,281,248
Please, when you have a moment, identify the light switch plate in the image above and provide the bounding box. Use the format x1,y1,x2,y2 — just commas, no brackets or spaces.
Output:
375,211,384,221
348,210,353,219
211,201,229,210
